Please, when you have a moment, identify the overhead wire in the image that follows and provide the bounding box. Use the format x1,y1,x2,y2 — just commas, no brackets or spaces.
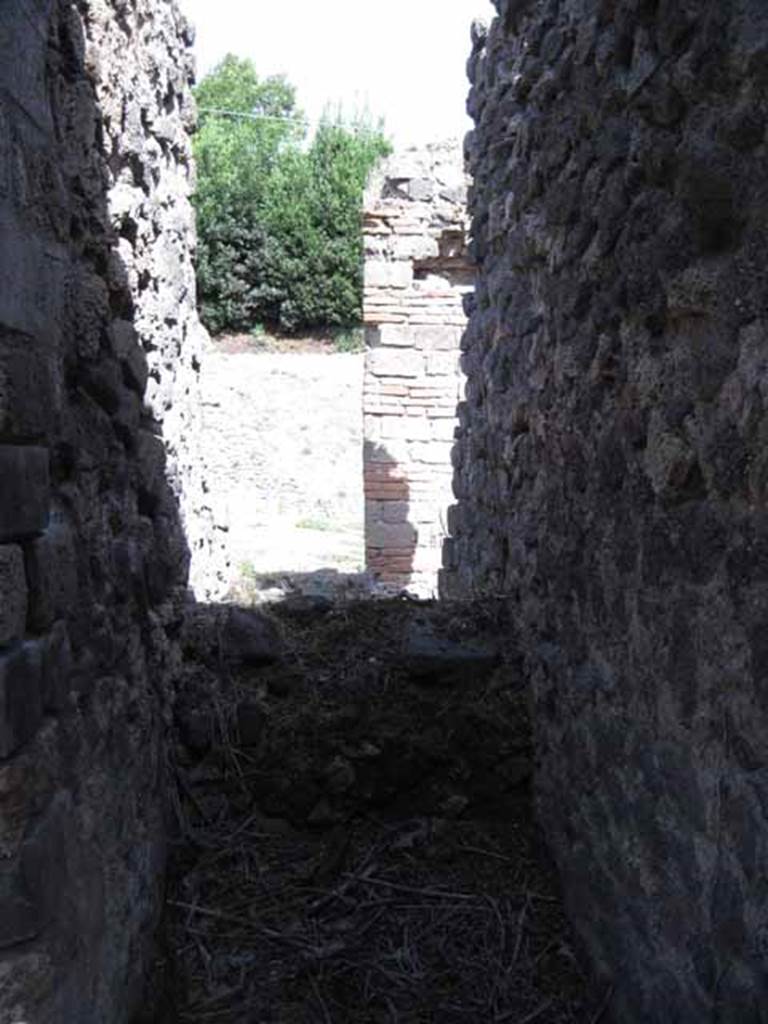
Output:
197,107,310,125
196,107,382,135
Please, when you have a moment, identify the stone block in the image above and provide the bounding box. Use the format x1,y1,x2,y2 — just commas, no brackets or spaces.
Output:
367,348,424,379
0,734,55,861
366,521,417,548
368,557,415,575
446,504,464,537
365,499,411,527
0,330,57,440
72,268,110,361
0,545,27,648
0,858,43,948
368,324,416,348
391,235,440,261
363,414,381,442
0,642,43,758
0,793,66,950
408,178,435,201
0,6,53,131
430,418,458,441
426,351,461,377
0,209,67,340
222,608,282,667
40,621,72,712
382,153,424,180
365,261,412,289
383,501,410,524
411,441,454,465
374,437,411,465
0,445,49,541
24,517,78,632
111,319,149,395
365,481,410,500
113,389,141,446
81,358,124,415
442,538,457,571
414,325,464,351
136,430,168,508
405,416,432,442
402,619,499,683
363,446,400,471
380,414,431,443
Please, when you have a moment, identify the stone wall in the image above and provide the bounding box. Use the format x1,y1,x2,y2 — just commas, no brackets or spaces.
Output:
363,143,472,595
88,0,228,601
448,2,768,1020
0,1,211,1020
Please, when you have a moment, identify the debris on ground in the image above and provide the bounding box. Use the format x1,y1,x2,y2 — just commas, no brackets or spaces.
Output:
401,615,500,684
154,599,602,1023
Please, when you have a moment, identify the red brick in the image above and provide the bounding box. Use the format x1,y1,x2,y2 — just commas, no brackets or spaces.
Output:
364,488,409,501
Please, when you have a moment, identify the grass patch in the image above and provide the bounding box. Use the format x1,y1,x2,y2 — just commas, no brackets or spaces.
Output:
332,326,365,354
296,516,337,532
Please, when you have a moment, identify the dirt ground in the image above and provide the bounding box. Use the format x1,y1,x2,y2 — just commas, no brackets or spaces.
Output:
150,599,606,1024
198,333,366,589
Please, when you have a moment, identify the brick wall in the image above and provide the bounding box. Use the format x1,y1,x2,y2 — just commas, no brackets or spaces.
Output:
362,143,472,595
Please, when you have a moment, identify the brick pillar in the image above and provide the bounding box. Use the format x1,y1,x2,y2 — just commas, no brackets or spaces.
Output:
362,142,473,596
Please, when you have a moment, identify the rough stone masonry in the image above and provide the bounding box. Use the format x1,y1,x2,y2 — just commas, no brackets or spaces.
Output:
363,143,473,596
0,1,222,1021
446,1,768,1020
4,0,768,1021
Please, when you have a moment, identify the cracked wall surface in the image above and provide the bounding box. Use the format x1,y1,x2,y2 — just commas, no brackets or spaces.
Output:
448,1,768,1019
0,1,221,1020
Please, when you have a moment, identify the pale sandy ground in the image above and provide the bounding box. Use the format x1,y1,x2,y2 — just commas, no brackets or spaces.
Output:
198,335,366,594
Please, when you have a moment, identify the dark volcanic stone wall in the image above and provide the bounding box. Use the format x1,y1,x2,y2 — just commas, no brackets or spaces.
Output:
448,1,768,1019
0,1,207,1020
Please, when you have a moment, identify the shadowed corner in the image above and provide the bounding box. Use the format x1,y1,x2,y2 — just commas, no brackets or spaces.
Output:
0,2,202,1021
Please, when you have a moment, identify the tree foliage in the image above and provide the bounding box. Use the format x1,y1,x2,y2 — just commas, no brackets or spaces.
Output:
192,55,390,334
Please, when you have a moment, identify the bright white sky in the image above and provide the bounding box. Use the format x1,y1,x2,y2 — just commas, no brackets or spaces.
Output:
177,0,494,146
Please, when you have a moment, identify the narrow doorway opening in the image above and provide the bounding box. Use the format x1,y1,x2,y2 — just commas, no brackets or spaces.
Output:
199,331,368,605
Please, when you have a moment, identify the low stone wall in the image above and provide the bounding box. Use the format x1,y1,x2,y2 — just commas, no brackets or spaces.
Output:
363,144,472,595
448,2,768,1019
0,2,213,1020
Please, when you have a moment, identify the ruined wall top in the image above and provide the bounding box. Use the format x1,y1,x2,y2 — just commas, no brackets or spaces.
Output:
364,140,469,222
363,141,472,332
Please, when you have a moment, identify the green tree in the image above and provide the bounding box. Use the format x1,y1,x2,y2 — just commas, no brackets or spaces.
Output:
194,55,302,206
192,57,390,335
